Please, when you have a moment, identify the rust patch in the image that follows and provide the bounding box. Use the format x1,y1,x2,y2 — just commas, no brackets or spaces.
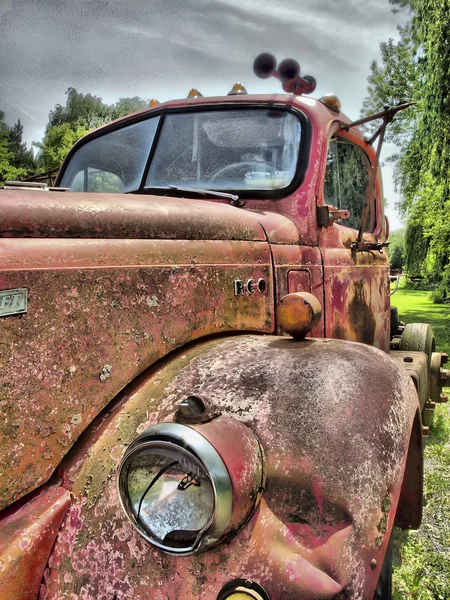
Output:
41,335,419,600
332,321,346,340
0,240,274,511
348,280,376,345
0,483,70,600
375,492,391,548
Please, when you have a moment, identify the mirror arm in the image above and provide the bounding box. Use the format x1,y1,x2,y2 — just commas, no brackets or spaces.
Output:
350,104,414,252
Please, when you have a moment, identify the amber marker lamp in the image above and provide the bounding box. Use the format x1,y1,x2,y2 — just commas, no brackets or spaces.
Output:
276,292,322,339
228,83,248,95
187,88,203,98
319,94,341,112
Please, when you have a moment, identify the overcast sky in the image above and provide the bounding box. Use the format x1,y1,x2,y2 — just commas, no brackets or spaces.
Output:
0,0,407,228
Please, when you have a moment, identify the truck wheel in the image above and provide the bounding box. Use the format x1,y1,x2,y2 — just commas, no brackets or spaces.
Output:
399,323,436,425
399,323,436,367
373,535,393,600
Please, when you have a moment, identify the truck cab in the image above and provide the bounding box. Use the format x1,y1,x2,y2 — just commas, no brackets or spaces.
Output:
0,55,447,600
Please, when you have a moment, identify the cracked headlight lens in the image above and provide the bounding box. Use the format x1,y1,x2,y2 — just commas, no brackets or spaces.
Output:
126,445,214,547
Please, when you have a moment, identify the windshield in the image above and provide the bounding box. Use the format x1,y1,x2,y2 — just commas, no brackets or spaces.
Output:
146,109,301,192
60,108,302,194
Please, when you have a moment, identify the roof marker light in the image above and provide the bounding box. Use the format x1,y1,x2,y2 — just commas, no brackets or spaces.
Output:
188,88,203,98
320,94,341,113
228,83,247,95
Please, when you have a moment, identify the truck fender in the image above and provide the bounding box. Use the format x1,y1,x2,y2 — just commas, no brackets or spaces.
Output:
34,335,420,600
394,408,423,529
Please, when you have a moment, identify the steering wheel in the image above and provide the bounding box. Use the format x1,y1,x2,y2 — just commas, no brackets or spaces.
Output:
208,161,272,183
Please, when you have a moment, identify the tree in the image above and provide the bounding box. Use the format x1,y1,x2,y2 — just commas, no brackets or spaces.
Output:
361,26,418,150
0,111,27,183
34,122,90,171
35,89,148,171
390,244,404,270
8,119,36,175
110,97,148,120
387,228,406,270
48,88,111,130
361,0,450,292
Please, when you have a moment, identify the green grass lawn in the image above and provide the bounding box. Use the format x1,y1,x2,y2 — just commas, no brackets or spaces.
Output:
390,283,450,599
391,287,450,355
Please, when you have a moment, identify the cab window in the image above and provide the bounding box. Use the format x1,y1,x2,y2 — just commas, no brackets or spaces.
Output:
61,118,160,193
324,139,374,231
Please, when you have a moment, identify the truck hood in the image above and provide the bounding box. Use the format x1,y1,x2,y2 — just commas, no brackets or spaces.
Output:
0,189,298,242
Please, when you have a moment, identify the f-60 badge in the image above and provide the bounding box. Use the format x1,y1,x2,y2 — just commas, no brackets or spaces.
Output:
234,278,267,296
0,288,28,317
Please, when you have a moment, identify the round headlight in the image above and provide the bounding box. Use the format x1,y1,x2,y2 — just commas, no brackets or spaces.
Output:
118,423,233,555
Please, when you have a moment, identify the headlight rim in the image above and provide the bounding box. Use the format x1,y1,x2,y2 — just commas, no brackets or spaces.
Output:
117,422,234,555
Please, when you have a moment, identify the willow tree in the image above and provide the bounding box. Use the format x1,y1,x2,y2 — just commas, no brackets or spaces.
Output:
362,0,450,291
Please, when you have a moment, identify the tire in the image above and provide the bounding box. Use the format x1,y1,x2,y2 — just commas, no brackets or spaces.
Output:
398,323,436,367
399,323,436,424
374,535,393,600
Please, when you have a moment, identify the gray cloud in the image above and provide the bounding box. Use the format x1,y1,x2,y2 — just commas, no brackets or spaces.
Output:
0,0,404,144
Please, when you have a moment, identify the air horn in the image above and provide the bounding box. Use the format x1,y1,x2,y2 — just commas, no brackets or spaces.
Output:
253,53,316,95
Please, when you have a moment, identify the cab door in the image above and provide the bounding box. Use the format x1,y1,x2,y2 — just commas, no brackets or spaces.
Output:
318,131,390,351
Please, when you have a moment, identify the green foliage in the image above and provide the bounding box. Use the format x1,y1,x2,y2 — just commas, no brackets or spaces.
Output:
431,287,445,304
7,119,36,175
362,0,450,288
48,88,111,130
389,243,404,269
387,228,406,269
404,217,428,278
34,122,90,171
110,97,148,119
0,111,27,183
35,89,148,171
361,26,417,148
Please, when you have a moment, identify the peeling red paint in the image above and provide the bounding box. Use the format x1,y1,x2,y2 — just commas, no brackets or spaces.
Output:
39,336,418,600
0,239,274,510
0,90,422,600
0,483,70,600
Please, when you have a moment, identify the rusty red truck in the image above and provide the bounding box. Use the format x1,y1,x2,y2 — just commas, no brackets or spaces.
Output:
0,54,448,600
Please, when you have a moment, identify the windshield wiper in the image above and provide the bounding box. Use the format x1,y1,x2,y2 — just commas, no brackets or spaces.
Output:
150,185,244,207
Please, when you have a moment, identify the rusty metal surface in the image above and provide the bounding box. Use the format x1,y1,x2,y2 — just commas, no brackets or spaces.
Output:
0,482,70,600
271,244,324,338
316,122,390,352
40,335,418,600
320,245,390,351
0,239,273,511
190,415,265,538
249,210,303,245
391,351,429,410
394,410,423,530
0,191,266,240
